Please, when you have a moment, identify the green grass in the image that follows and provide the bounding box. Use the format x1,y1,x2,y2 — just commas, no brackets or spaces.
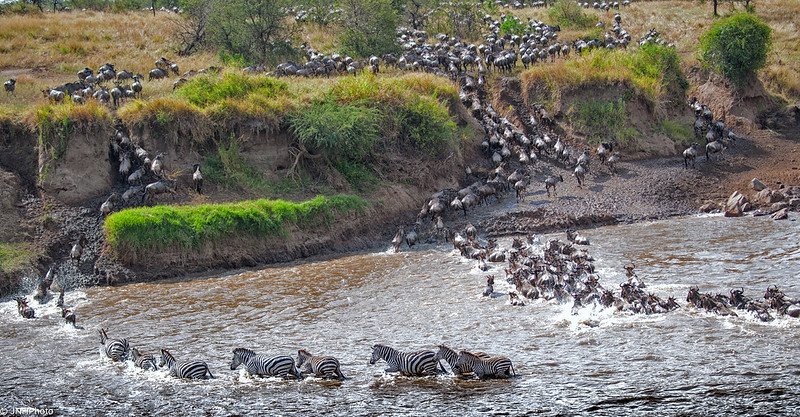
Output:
660,119,695,146
567,98,637,147
0,242,35,273
104,195,369,257
27,101,112,161
522,44,689,112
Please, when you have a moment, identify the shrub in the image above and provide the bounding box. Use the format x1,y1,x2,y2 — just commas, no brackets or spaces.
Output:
288,99,382,161
339,0,400,57
548,0,593,29
698,12,772,87
28,101,111,160
397,95,457,156
499,16,526,37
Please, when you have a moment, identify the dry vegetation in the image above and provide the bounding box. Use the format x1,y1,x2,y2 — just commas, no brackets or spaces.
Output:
509,0,799,102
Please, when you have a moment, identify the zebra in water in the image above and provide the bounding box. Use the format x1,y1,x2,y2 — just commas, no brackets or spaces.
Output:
230,348,301,378
296,349,345,380
369,344,440,376
98,328,129,362
131,347,158,371
435,345,490,375
454,350,515,379
159,349,214,379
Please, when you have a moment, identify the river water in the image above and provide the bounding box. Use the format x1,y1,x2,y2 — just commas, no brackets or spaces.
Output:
1,214,799,416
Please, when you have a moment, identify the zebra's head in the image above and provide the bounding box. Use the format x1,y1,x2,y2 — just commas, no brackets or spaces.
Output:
231,348,254,370
369,345,381,365
159,349,174,368
296,349,311,368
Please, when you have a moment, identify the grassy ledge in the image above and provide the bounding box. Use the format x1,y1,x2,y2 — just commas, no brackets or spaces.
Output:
521,44,689,112
103,195,369,259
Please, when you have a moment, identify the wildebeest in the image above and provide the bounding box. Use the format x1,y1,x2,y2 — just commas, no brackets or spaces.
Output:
544,175,564,197
192,164,203,194
4,78,15,95
142,179,176,204
683,143,698,168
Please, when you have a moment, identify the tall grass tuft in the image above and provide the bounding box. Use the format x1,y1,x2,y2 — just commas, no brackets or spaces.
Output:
26,100,112,160
104,195,369,258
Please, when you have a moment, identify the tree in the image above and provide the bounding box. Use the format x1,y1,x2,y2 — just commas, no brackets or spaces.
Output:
207,0,295,65
172,0,210,56
339,0,399,57
698,12,772,86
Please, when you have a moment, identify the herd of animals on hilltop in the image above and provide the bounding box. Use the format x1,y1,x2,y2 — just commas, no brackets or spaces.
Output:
5,1,800,384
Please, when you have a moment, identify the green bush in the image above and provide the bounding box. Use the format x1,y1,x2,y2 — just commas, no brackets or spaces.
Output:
568,98,636,147
500,16,527,37
104,195,369,256
548,0,593,29
339,0,400,57
288,99,382,161
397,95,457,156
177,71,288,108
698,12,772,87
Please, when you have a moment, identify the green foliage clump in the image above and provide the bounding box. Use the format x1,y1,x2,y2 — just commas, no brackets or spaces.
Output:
660,120,694,146
104,195,369,256
30,101,111,161
397,95,457,156
340,0,400,57
0,242,35,273
499,16,527,37
289,99,382,161
548,0,594,29
628,43,689,100
699,12,772,87
568,98,636,148
177,71,288,107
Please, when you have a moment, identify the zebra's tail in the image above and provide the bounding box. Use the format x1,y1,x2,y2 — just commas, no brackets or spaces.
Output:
509,364,516,378
336,368,346,380
206,368,215,379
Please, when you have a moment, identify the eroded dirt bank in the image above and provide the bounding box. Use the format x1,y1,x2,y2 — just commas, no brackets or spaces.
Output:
1,73,799,294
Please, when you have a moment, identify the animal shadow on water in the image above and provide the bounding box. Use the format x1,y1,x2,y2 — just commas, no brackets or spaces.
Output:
588,185,603,193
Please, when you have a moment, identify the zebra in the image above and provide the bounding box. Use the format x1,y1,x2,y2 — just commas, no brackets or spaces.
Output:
369,344,440,376
131,347,158,371
98,328,129,362
296,349,345,380
159,349,214,379
455,350,515,379
230,348,301,378
435,345,490,375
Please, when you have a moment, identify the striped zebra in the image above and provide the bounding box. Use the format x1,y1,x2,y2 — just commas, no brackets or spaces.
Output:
98,328,129,362
159,349,214,379
230,348,301,378
455,350,515,379
296,349,345,380
435,345,490,375
130,347,158,371
369,344,439,377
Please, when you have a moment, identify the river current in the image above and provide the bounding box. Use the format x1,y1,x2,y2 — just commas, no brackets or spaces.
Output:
1,214,799,416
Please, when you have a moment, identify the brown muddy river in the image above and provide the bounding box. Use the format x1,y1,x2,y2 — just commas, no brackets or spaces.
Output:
1,214,799,416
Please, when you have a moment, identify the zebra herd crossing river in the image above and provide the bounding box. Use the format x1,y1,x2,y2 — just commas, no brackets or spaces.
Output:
98,328,515,381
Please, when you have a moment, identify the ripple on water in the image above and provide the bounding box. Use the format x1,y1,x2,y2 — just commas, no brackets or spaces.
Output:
1,215,800,415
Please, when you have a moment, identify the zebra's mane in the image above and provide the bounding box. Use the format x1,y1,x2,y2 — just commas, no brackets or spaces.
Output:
297,349,312,358
161,349,175,360
233,347,255,356
459,350,482,360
